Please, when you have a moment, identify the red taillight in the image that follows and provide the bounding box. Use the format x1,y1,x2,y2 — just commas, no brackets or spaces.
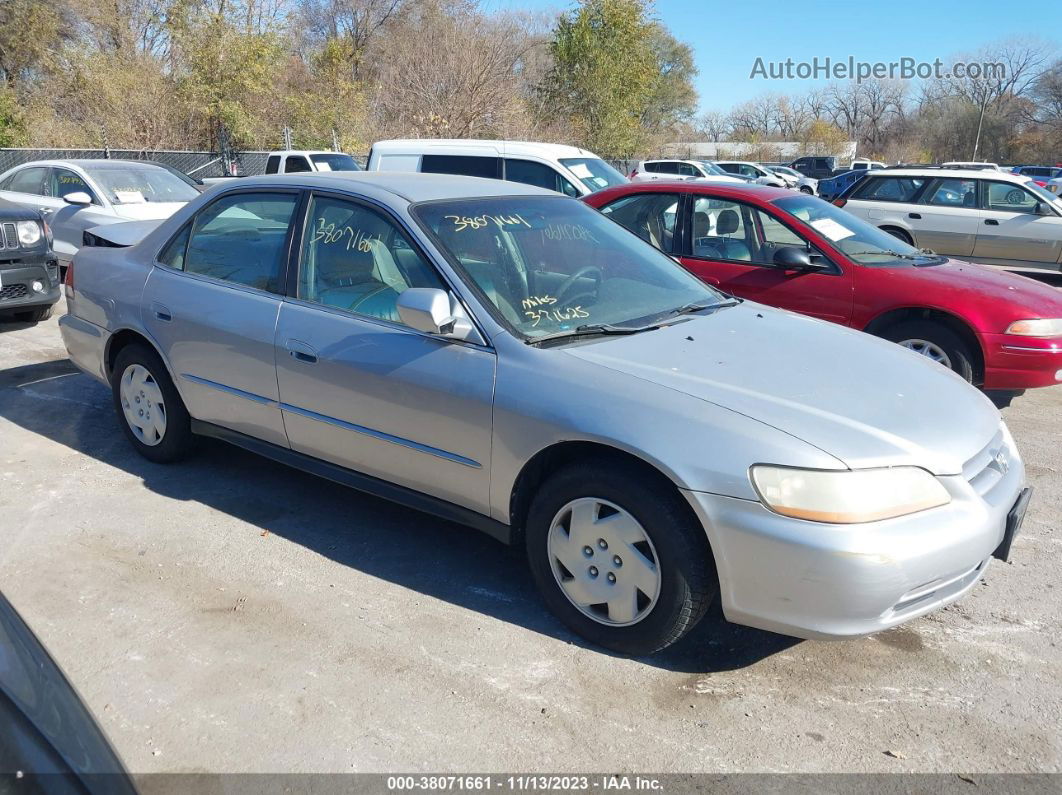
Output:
832,198,847,207
63,259,74,299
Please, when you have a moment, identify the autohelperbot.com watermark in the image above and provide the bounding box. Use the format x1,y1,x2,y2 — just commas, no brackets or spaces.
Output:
750,56,1006,83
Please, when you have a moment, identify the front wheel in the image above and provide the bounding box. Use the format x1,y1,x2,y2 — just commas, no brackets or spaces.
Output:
799,185,814,194
525,461,717,655
881,320,976,382
111,344,194,463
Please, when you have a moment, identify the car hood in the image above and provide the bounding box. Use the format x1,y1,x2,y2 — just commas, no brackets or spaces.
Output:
880,257,1062,317
109,201,187,221
563,302,1000,475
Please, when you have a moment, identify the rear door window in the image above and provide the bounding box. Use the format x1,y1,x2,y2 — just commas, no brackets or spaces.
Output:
599,191,682,253
5,167,48,196
922,178,978,208
178,191,299,293
851,176,926,202
265,155,281,174
420,155,502,180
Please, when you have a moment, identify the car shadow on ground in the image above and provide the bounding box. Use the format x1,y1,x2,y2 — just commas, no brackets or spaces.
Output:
0,318,43,333
0,358,799,673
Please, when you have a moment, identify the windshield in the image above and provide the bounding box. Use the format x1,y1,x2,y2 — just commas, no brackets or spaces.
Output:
772,194,939,267
772,166,800,177
558,158,627,193
698,161,730,176
86,164,199,204
310,153,361,172
1024,180,1062,210
413,196,726,340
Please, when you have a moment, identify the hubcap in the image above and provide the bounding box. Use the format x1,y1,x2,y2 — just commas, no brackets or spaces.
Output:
119,364,167,446
899,338,952,368
547,498,661,627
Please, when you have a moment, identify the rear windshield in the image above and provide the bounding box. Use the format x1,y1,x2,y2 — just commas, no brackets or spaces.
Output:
559,158,627,193
310,153,361,171
86,164,199,204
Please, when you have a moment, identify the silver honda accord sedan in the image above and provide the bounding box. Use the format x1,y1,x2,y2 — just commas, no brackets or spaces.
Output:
58,172,1030,655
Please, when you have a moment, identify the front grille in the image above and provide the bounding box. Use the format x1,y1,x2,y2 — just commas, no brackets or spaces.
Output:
0,284,28,301
1,223,16,250
963,428,1008,498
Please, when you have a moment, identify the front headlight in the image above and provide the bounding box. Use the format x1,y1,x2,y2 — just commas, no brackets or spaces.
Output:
750,465,951,524
1005,318,1062,337
16,220,42,247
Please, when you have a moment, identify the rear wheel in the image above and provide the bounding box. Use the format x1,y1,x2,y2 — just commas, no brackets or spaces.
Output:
525,461,716,655
881,320,976,382
880,226,914,246
111,344,194,463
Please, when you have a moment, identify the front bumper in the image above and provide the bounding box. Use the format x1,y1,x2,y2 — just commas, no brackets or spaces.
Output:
682,430,1026,640
980,332,1062,390
0,257,61,313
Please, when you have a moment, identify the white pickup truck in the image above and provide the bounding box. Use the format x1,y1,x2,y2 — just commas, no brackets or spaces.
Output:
263,150,362,174
199,150,362,186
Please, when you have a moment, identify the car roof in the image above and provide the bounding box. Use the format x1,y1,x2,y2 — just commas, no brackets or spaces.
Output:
225,171,558,203
861,168,1027,182
1,159,172,172
271,150,348,157
370,139,599,159
585,180,793,204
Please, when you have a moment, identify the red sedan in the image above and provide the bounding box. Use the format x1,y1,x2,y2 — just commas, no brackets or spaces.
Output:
584,182,1062,391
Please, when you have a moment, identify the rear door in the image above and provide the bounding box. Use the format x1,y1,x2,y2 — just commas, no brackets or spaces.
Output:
844,174,929,233
0,166,49,214
911,177,980,256
974,180,1062,266
142,189,302,446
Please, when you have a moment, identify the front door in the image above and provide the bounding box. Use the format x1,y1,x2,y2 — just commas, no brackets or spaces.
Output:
679,194,854,325
974,180,1062,267
274,192,495,514
142,189,301,447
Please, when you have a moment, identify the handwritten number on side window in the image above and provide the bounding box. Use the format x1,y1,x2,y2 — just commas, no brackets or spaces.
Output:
312,217,376,252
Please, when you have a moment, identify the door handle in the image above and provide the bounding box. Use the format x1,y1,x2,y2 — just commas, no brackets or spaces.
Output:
985,219,1000,226
286,339,318,364
907,212,921,219
38,207,54,215
150,301,172,322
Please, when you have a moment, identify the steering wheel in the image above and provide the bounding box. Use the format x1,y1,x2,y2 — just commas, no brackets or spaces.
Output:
554,265,602,306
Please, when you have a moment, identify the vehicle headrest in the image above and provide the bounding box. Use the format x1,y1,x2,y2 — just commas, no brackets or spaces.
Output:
717,209,740,235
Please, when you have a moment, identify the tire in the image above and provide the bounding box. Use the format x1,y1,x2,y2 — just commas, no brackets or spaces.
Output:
881,320,975,382
880,226,914,246
799,185,814,194
14,305,53,323
525,460,717,655
111,343,194,463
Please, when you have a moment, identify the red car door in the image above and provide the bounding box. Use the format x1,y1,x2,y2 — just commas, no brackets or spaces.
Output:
679,193,855,326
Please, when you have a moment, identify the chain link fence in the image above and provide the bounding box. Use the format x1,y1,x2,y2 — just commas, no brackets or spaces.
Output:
0,148,276,178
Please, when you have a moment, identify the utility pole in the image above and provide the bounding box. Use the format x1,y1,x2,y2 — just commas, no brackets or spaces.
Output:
282,126,293,151
970,91,989,162
331,128,340,152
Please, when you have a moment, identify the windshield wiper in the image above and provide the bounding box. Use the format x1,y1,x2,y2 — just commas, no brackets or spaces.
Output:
847,249,920,260
664,298,742,317
526,323,662,346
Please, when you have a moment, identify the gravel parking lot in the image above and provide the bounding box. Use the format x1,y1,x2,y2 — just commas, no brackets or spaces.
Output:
1,299,1060,775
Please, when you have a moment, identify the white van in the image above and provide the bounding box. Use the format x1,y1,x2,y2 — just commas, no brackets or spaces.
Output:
366,139,627,196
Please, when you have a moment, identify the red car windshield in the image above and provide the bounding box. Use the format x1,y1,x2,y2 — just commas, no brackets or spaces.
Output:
772,194,940,267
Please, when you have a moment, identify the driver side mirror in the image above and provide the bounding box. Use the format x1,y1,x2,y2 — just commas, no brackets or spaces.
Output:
62,191,92,206
396,288,476,341
772,246,825,271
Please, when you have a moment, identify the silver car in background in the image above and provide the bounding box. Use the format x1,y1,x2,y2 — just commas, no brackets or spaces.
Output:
59,172,1029,655
0,160,199,271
